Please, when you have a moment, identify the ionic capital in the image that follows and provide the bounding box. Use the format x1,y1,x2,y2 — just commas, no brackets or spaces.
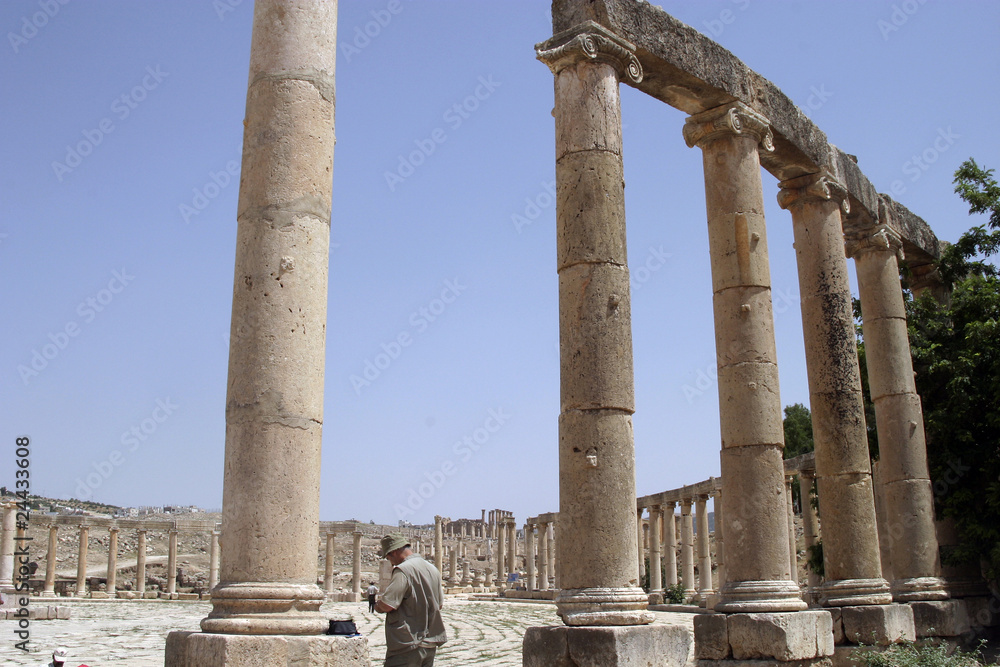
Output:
535,21,642,85
683,101,774,152
777,170,850,215
845,224,905,261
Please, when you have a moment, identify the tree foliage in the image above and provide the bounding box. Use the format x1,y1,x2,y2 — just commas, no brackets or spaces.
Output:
782,403,814,459
906,159,1000,591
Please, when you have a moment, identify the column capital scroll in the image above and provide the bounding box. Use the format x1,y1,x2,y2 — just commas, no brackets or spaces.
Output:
683,101,774,152
777,170,849,215
535,20,642,85
845,224,904,261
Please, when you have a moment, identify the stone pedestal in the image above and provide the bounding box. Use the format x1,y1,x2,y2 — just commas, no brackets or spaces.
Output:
909,599,970,639
694,610,834,663
524,624,691,667
165,632,370,667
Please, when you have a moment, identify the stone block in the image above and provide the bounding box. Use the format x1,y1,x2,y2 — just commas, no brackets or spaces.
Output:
178,592,201,601
523,624,691,667
728,611,832,661
963,596,1000,628
697,660,832,667
90,591,109,599
165,631,371,667
828,608,845,644
840,604,915,645
910,600,970,638
144,592,160,599
694,613,730,659
57,606,70,619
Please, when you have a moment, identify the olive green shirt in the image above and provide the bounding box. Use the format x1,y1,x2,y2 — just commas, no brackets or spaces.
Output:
381,554,447,656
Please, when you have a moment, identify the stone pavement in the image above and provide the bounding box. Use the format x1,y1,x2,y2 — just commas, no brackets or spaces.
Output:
0,598,695,665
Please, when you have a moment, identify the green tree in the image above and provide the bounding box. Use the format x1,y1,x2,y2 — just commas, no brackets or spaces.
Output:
783,403,814,459
906,159,1000,593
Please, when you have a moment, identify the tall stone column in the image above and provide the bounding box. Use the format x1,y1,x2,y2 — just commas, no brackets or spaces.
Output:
323,532,335,594
496,521,507,583
537,20,652,628
167,529,178,597
680,499,696,600
848,222,948,602
549,521,559,590
696,495,713,599
448,547,458,586
713,491,725,593
538,522,550,591
664,503,678,587
42,524,58,597
800,470,821,596
136,529,146,596
75,524,88,596
351,531,362,597
0,504,15,593
779,171,892,606
507,519,517,578
636,508,645,583
784,476,798,585
434,516,444,574
527,523,537,590
209,531,221,592
196,0,339,638
649,505,662,594
684,101,804,612
107,527,119,596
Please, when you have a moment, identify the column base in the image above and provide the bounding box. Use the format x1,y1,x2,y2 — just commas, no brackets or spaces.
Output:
819,579,893,607
201,582,330,635
715,580,808,613
524,623,691,666
165,631,370,667
828,603,915,645
891,577,949,602
556,587,654,626
694,610,834,662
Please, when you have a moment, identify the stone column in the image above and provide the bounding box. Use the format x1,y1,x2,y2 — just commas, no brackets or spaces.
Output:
167,529,178,596
547,522,556,588
42,524,58,597
536,20,652,628
649,505,662,594
538,522,550,591
684,101,804,612
323,532,335,594
209,531,221,592
448,547,458,586
784,476,798,585
196,0,339,637
636,507,645,583
507,519,517,578
75,524,88,596
664,504,678,587
527,523,537,590
680,499,695,600
106,527,119,596
496,521,506,583
779,171,892,606
800,470,822,596
848,222,948,602
136,529,146,596
0,504,15,592
713,491,725,593
696,495,713,599
434,516,444,574
351,531,362,597
461,559,472,587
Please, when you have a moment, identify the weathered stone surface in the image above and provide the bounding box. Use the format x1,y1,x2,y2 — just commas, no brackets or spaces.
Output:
840,603,915,645
698,660,832,667
910,600,970,638
524,624,691,667
165,631,370,667
694,613,730,660
727,611,833,661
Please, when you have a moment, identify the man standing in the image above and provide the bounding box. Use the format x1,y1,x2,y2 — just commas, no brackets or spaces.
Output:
375,533,447,666
366,581,379,613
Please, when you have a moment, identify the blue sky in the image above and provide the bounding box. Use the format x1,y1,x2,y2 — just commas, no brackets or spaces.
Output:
2,1,998,527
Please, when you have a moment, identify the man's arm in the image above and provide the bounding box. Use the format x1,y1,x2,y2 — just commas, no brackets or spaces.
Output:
375,598,395,613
